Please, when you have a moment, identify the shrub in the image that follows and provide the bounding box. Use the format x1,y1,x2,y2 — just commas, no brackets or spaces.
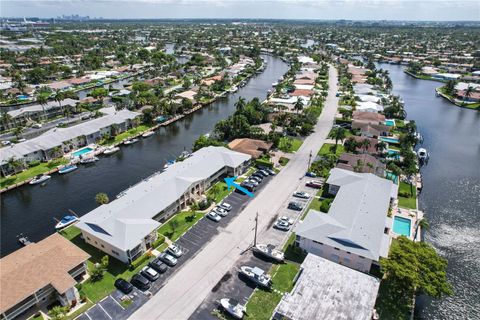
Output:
27,160,41,167
152,235,165,248
255,158,273,169
129,254,150,270
279,157,290,166
199,198,211,210
399,191,411,198
320,198,333,213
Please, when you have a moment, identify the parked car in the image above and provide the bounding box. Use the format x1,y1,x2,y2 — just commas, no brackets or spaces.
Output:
1,141,11,146
274,220,290,231
130,274,151,291
213,206,228,217
293,191,311,199
141,266,159,282
256,170,269,177
265,168,276,175
246,179,259,187
149,258,168,273
249,175,262,183
158,252,178,266
207,210,222,222
167,243,183,258
306,181,322,189
219,202,232,211
114,278,133,294
251,172,264,179
32,123,42,129
240,182,255,192
288,202,304,211
279,216,294,225
305,171,317,178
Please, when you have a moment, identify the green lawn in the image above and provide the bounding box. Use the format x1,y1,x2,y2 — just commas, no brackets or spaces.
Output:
398,181,417,209
0,158,69,189
157,210,204,241
282,233,307,264
207,181,231,203
279,157,290,166
318,143,345,156
60,226,155,303
245,263,300,320
100,125,152,146
278,137,303,153
375,278,413,320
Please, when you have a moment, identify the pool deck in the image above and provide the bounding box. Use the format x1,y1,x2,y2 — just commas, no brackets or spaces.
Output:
391,206,423,242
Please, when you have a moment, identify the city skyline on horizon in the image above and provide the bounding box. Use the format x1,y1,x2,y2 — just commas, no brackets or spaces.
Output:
1,0,479,21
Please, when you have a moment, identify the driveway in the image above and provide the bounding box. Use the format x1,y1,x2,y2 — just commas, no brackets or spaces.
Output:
130,65,340,320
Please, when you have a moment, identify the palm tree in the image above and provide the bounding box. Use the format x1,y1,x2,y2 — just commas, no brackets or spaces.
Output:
294,97,304,114
343,137,358,153
360,139,372,153
463,86,474,105
375,141,388,154
413,218,429,240
53,89,65,116
7,157,23,177
36,94,49,120
329,127,346,151
1,112,13,130
234,97,246,112
95,193,109,205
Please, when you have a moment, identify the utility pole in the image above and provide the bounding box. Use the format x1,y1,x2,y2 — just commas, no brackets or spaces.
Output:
253,212,258,247
307,150,312,171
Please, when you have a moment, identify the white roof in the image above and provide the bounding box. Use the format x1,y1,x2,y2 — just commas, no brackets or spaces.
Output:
295,168,396,261
7,99,78,119
298,56,315,64
356,101,383,113
1,108,139,164
274,254,380,320
77,147,251,251
455,82,480,91
356,94,381,103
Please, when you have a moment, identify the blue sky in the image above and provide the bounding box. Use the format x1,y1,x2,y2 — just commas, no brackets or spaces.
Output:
2,0,479,20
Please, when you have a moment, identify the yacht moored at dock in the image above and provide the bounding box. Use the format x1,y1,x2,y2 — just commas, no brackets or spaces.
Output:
58,165,78,174
55,215,79,230
142,131,155,138
29,174,51,185
103,146,120,155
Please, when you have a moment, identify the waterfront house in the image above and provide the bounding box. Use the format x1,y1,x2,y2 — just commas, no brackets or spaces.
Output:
76,146,251,264
0,107,140,175
295,168,396,273
352,121,390,138
350,136,382,155
0,234,90,320
228,138,273,159
353,111,386,124
272,254,380,320
355,101,384,113
4,98,78,129
336,153,386,177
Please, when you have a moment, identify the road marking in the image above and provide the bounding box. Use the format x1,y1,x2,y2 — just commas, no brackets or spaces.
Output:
83,311,93,320
98,303,113,319
110,295,125,310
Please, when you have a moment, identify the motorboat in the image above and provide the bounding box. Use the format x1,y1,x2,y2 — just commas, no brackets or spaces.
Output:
55,215,79,230
29,174,51,185
178,150,192,160
239,266,271,288
124,138,139,145
220,298,245,319
142,131,155,138
253,244,285,262
228,86,238,93
417,148,429,161
58,165,78,174
103,146,120,155
17,234,32,246
80,156,99,164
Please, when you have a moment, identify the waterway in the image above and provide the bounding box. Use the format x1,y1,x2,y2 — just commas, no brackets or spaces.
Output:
0,55,289,256
378,63,480,319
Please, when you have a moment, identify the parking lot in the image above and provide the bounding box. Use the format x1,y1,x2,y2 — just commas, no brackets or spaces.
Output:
74,172,273,320
189,175,324,320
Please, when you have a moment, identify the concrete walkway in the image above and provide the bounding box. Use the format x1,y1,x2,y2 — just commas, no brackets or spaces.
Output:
130,65,340,320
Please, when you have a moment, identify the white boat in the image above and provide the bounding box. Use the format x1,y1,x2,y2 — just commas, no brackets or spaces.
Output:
58,165,78,174
253,244,285,262
55,215,79,230
163,160,175,171
103,146,120,155
142,131,155,138
417,148,429,160
124,138,139,145
80,156,99,164
29,174,51,185
239,266,271,288
228,86,238,93
272,82,278,86
220,298,245,319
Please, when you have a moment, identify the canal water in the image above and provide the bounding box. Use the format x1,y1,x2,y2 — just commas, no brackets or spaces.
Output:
0,55,288,256
379,63,480,319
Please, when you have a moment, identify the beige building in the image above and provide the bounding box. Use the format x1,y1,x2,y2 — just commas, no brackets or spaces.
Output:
0,234,90,320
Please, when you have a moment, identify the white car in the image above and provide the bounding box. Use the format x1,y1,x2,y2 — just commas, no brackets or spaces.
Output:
280,216,294,225
293,191,311,199
167,243,183,258
1,141,11,146
32,123,42,129
214,207,228,217
219,202,232,211
207,211,221,222
274,220,290,231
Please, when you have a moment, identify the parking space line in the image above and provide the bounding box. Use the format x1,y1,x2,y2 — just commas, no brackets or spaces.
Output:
110,295,125,310
83,312,93,320
98,303,113,319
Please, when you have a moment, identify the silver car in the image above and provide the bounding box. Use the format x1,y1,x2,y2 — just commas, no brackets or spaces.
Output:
167,243,183,258
214,207,228,217
207,211,221,222
219,202,232,211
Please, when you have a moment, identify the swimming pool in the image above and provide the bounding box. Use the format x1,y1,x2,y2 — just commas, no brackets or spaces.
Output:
393,216,411,237
72,147,94,157
385,119,396,127
380,137,400,144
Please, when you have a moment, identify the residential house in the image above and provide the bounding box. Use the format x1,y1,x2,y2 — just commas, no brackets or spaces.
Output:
228,138,273,159
272,254,380,320
352,122,390,138
353,111,386,125
76,146,251,263
0,234,90,320
336,153,386,177
295,168,397,273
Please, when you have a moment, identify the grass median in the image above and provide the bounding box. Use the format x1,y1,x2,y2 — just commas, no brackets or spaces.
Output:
157,210,204,241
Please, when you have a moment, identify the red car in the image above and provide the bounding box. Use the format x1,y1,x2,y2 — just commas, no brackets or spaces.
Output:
306,181,322,189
